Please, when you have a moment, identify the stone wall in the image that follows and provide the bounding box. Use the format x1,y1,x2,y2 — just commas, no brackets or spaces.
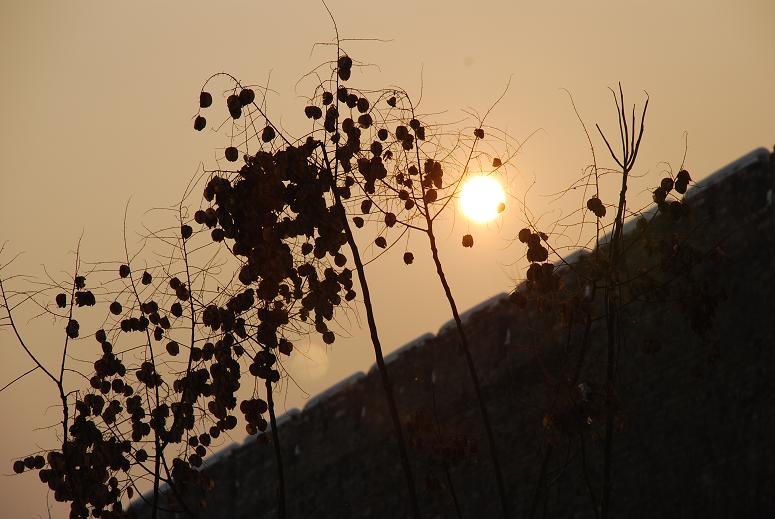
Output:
131,148,775,518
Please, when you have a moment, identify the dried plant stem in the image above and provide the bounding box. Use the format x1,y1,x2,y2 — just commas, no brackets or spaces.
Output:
426,222,510,518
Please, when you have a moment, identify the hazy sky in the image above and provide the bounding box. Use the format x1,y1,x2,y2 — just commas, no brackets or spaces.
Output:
1,1,773,517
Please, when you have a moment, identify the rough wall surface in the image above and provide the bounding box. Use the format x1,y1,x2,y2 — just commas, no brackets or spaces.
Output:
131,148,775,518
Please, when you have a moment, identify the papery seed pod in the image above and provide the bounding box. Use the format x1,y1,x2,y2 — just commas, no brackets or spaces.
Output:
227,95,241,117
75,276,86,288
374,236,387,248
653,187,668,203
66,319,79,338
141,271,152,285
170,302,183,317
424,189,437,204
56,293,66,308
322,91,333,105
361,199,372,214
384,212,397,227
352,217,364,228
199,91,212,108
403,252,414,265
194,116,206,131
110,302,122,315
474,128,485,139
660,177,674,191
261,126,276,142
358,113,372,128
676,169,691,183
356,97,369,113
387,96,397,107
493,158,502,168
239,88,255,106
462,234,474,248
95,329,107,343
304,105,323,120
166,341,180,356
322,331,335,344
225,147,239,162
181,225,193,239
377,128,388,141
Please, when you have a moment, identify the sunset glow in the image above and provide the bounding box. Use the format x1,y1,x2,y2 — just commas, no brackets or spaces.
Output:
459,175,506,223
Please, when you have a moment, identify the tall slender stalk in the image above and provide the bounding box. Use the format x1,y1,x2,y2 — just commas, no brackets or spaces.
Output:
322,146,421,518
425,219,510,518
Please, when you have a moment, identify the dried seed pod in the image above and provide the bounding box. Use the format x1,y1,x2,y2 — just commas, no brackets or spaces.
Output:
304,105,323,119
171,302,183,318
56,293,66,308
166,341,180,356
493,157,502,167
227,95,242,119
181,224,193,239
322,331,335,344
95,329,107,343
322,91,333,105
357,113,372,128
387,96,397,107
653,187,668,203
374,236,387,248
199,91,212,108
261,126,276,142
141,271,152,285
361,199,373,214
334,253,347,267
462,234,474,248
353,217,364,228
194,116,206,131
239,88,255,106
356,97,369,113
660,177,674,191
384,212,397,227
676,169,691,183
66,319,79,338
403,252,414,265
474,128,485,139
110,301,122,315
75,276,86,289
225,146,239,162
424,189,437,204
377,128,388,141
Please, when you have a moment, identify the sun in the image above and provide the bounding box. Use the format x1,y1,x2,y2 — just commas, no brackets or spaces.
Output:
459,175,506,223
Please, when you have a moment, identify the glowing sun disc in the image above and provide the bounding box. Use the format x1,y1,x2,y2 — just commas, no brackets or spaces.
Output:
459,175,506,223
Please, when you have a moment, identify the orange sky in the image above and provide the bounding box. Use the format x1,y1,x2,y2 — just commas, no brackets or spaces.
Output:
1,1,773,517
